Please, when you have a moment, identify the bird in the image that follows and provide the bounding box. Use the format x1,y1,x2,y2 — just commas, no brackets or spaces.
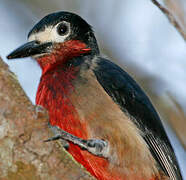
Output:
7,11,183,180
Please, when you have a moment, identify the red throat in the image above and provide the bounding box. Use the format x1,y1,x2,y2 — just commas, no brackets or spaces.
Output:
36,40,91,75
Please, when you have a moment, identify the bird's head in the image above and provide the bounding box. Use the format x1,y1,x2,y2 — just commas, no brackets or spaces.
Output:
7,11,99,72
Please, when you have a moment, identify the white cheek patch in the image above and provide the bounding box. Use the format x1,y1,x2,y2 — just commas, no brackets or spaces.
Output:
28,22,70,43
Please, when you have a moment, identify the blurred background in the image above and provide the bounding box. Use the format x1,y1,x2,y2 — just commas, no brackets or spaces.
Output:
0,0,185,177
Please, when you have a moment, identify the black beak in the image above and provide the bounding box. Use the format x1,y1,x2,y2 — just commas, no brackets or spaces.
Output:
7,40,53,59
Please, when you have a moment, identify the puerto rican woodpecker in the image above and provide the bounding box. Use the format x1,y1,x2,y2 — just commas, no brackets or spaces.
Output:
7,11,182,180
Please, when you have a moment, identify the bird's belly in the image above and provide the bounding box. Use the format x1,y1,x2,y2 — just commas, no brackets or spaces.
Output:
36,69,160,180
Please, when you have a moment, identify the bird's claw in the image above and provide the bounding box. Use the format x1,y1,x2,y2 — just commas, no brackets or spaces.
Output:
45,124,70,150
44,135,61,142
46,124,109,158
83,139,109,158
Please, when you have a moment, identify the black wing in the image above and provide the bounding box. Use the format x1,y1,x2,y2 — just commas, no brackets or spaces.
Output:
93,58,182,179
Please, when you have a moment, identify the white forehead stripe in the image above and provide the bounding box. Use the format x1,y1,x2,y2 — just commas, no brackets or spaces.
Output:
28,22,70,43
28,26,53,42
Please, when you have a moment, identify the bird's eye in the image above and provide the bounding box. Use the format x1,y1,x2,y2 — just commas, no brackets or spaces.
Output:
57,23,69,36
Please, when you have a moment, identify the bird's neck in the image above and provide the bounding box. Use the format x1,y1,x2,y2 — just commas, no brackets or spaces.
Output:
37,55,63,75
36,63,77,110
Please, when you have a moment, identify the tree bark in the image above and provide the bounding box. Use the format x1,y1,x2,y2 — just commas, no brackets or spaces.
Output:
0,57,95,180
